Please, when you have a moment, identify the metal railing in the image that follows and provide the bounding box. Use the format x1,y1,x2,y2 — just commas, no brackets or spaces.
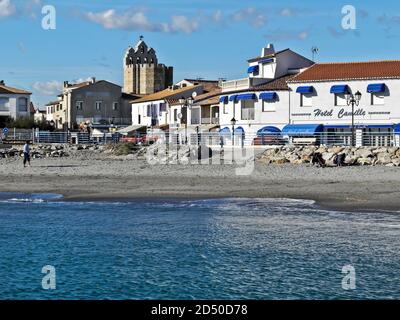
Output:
1,128,398,147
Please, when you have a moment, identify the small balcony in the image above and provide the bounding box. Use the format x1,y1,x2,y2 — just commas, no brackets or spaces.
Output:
221,78,250,92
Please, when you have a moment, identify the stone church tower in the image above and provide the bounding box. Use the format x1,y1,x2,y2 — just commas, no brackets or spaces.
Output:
123,36,173,95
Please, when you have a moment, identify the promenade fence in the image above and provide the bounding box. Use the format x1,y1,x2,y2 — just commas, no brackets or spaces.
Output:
1,128,398,148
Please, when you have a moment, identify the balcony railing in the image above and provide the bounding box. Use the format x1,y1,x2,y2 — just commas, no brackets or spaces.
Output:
221,78,250,92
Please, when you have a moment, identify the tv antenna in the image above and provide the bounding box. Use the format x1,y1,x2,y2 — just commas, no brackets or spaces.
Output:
311,47,319,61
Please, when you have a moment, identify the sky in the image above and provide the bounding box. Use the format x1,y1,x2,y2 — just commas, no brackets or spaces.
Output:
1,0,400,108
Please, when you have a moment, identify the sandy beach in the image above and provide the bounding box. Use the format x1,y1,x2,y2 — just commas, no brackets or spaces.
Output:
0,150,400,211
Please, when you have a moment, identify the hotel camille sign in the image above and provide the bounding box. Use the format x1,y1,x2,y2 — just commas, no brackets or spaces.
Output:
313,108,367,118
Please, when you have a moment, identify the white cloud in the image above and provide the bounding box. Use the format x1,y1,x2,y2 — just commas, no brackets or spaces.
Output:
83,8,199,34
0,0,16,18
280,8,294,17
265,28,310,42
32,81,63,96
230,7,267,28
168,15,199,34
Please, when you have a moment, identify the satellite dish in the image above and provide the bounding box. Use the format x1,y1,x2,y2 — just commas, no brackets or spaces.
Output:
192,92,198,99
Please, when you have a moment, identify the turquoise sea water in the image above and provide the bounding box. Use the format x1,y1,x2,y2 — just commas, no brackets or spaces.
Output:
0,193,399,300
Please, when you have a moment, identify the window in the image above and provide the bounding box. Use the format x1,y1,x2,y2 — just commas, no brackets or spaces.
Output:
76,101,83,110
18,97,28,112
334,94,347,106
262,101,276,112
160,103,167,113
147,105,151,117
112,102,119,111
138,115,141,124
300,94,313,107
0,97,9,111
371,93,384,106
95,101,102,111
241,100,255,120
174,109,178,122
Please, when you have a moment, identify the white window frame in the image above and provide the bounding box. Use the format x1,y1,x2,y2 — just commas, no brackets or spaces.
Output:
300,94,313,107
241,100,255,121
112,102,119,111
334,94,347,106
371,93,385,106
262,100,276,112
18,97,28,112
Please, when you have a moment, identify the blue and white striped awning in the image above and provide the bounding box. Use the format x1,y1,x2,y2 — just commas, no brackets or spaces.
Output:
247,65,259,73
296,86,314,94
282,124,324,136
236,93,257,101
367,83,386,93
259,92,278,101
330,85,350,94
219,96,228,103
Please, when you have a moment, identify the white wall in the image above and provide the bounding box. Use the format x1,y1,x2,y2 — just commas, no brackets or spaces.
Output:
219,91,290,135
0,93,31,119
288,79,400,126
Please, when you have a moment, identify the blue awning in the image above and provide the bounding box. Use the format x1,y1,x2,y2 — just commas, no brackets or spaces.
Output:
367,83,386,93
257,126,281,135
394,124,400,134
296,86,314,94
282,124,324,136
330,85,350,94
219,127,231,134
259,58,274,64
237,93,257,101
229,95,238,102
259,92,278,101
219,96,228,103
248,65,259,73
234,126,245,133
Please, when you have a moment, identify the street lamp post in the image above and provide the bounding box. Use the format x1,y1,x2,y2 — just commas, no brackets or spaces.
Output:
231,117,236,162
345,91,362,147
179,96,194,145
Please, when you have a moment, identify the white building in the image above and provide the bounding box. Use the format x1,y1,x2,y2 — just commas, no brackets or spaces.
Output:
131,79,219,132
0,80,32,125
286,61,400,146
218,44,314,145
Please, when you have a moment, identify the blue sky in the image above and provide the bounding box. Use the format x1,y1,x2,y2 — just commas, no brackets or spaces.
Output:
1,0,400,108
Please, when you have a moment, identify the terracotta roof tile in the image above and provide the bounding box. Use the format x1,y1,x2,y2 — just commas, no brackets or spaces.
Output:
289,60,400,82
132,85,202,103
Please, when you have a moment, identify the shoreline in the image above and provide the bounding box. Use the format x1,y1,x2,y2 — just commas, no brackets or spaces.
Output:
0,152,400,212
0,155,400,211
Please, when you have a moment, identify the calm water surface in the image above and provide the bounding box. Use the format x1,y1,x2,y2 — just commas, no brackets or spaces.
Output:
0,193,399,300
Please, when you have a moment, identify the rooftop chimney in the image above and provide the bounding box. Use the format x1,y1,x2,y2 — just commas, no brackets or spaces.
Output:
0,80,5,85
261,43,275,57
63,81,69,88
91,77,96,84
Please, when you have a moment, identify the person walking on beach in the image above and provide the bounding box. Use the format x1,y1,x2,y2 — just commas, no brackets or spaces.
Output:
23,140,31,167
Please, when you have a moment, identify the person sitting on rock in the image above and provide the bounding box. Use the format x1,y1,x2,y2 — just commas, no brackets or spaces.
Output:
311,152,325,167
